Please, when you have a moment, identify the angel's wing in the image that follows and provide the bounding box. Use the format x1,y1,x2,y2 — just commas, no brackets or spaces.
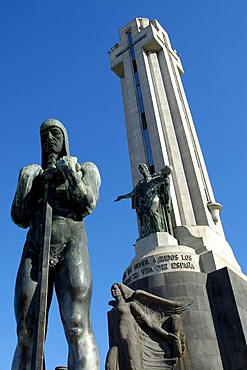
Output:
133,289,192,319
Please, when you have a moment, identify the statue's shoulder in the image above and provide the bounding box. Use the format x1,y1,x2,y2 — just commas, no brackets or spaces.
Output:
80,162,101,201
80,162,101,182
80,161,99,171
19,163,43,179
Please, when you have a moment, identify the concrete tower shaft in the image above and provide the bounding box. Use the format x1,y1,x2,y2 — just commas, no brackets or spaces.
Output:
110,18,222,233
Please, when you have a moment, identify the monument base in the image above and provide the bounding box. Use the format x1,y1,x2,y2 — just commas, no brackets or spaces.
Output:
122,233,247,369
207,267,247,369
128,267,247,370
123,233,200,285
128,270,222,369
174,225,243,276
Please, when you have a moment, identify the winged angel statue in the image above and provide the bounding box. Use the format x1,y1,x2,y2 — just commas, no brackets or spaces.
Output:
105,283,192,370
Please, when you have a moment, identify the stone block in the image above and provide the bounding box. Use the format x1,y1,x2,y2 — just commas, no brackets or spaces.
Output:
207,267,247,370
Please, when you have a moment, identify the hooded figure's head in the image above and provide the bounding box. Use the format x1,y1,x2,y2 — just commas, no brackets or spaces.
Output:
40,119,70,169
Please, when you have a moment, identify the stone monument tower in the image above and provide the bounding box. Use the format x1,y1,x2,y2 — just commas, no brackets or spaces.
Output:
109,18,247,369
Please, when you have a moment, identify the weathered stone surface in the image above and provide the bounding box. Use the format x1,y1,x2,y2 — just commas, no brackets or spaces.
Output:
207,267,247,370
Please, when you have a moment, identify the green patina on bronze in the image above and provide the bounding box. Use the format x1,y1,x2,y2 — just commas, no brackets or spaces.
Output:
115,163,173,238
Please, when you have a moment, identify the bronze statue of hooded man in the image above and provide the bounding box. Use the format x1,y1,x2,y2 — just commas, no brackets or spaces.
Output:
11,119,101,370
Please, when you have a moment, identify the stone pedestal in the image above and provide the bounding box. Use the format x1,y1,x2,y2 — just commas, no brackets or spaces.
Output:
123,233,200,285
174,226,242,275
207,268,247,369
122,233,247,370
129,271,223,370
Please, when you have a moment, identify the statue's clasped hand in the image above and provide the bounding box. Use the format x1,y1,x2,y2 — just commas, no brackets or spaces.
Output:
57,156,81,176
56,156,84,191
20,164,43,179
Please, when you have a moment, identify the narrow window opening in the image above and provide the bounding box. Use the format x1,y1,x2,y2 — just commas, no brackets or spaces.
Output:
127,30,154,169
132,60,137,72
141,113,147,129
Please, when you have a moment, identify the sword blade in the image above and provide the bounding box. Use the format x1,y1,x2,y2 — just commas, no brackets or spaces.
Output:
31,179,53,370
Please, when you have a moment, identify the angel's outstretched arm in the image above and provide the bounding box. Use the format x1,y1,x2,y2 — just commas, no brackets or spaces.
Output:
114,191,132,202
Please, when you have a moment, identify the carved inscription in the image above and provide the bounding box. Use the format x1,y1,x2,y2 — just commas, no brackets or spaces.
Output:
123,253,197,284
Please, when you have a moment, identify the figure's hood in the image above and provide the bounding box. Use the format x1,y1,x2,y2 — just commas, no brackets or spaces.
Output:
40,118,70,169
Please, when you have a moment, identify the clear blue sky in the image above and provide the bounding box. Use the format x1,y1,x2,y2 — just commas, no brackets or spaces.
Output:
1,1,246,369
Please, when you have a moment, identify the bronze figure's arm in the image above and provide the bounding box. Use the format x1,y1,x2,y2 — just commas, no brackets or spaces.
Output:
114,191,133,202
11,164,43,228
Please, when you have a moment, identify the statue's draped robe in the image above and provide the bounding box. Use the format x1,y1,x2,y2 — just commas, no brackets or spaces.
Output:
131,175,169,238
107,307,181,370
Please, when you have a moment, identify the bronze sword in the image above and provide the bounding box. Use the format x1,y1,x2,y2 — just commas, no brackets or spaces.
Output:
31,156,56,370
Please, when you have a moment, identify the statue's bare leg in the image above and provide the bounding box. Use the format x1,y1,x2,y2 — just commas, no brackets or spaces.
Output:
11,239,54,370
11,253,37,370
55,223,100,370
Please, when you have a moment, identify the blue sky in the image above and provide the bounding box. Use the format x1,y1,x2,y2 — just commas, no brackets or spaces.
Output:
1,1,247,369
